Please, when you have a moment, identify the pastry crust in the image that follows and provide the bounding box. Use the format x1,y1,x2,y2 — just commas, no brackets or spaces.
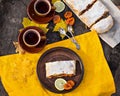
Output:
63,0,114,33
45,60,76,78
91,15,113,33
79,0,109,27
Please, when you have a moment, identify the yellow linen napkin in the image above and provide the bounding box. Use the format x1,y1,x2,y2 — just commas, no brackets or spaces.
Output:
0,31,115,96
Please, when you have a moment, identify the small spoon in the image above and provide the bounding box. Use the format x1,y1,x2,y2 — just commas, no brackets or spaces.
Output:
67,25,80,50
59,27,80,50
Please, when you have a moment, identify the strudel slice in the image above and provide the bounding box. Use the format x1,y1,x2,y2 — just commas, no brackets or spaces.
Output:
64,0,96,15
91,15,113,33
45,60,76,78
79,0,109,27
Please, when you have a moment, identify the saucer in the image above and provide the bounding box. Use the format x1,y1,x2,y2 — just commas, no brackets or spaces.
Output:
18,26,46,53
27,0,55,24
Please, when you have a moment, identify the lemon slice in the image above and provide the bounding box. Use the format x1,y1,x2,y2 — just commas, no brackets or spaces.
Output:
55,78,67,91
54,1,65,13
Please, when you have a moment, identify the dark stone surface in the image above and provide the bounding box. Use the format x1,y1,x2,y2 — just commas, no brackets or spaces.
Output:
0,0,120,96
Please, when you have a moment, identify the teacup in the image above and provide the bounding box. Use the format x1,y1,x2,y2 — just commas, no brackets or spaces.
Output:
23,29,41,47
34,0,55,16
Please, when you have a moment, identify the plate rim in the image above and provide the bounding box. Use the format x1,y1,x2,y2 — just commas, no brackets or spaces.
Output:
37,47,84,94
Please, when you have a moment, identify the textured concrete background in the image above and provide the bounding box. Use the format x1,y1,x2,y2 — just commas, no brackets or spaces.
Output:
0,0,120,96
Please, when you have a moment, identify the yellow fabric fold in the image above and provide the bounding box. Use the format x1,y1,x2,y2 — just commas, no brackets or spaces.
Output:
0,31,115,96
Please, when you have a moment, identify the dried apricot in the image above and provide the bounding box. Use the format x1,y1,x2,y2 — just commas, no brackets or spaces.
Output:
64,11,72,19
63,80,75,90
67,80,75,87
65,17,75,26
64,83,72,90
53,15,61,24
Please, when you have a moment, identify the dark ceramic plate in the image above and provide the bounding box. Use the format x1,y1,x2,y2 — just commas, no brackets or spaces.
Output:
18,26,46,53
37,47,84,93
27,0,55,24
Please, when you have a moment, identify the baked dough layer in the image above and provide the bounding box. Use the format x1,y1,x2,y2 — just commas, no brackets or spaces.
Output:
79,0,109,27
45,60,76,78
91,15,113,33
64,0,96,15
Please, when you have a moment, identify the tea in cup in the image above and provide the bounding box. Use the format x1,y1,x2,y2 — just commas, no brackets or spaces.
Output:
34,0,55,16
23,29,41,47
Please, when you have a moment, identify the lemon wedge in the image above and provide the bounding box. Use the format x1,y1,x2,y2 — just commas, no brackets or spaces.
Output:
54,1,65,13
54,78,67,91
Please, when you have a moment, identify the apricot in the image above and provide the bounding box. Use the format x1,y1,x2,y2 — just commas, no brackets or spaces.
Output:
53,15,61,24
64,11,72,19
64,83,72,90
65,17,75,26
67,80,75,87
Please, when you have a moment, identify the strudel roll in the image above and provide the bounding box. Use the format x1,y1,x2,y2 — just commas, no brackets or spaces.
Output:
45,60,76,78
63,0,114,33
79,0,109,27
91,15,113,33
64,0,96,15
